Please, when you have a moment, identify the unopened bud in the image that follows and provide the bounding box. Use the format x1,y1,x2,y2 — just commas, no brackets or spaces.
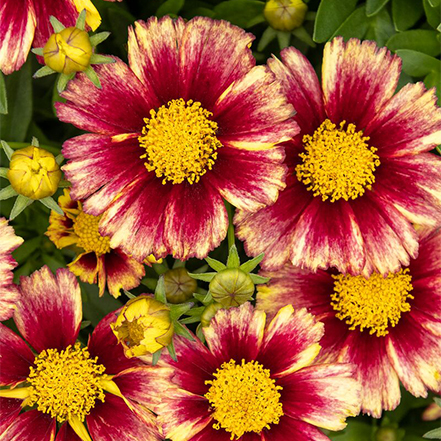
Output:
375,427,399,441
7,146,61,200
43,27,92,75
264,0,308,31
164,267,197,304
201,302,224,327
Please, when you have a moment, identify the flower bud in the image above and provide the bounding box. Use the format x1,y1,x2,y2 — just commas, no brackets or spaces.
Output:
43,27,93,75
209,268,255,308
375,427,400,441
111,295,174,357
7,146,61,200
163,267,198,304
264,0,308,31
201,302,224,327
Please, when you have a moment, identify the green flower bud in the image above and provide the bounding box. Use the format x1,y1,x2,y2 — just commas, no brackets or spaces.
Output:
201,302,224,327
264,0,308,31
375,427,400,441
164,267,198,304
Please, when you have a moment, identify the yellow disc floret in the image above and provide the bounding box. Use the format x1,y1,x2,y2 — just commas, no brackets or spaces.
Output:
139,98,222,185
331,269,414,337
205,359,283,440
26,343,106,423
73,211,111,255
296,119,380,202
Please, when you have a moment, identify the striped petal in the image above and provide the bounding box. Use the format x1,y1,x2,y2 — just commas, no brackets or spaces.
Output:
0,0,35,75
56,424,82,441
0,410,55,441
14,266,82,353
261,417,330,441
0,398,22,434
187,423,235,441
69,252,102,293
322,37,401,129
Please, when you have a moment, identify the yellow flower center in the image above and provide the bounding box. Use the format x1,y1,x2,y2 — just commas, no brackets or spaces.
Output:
73,211,111,255
26,343,106,423
331,269,414,337
205,359,283,440
139,98,222,185
296,119,380,202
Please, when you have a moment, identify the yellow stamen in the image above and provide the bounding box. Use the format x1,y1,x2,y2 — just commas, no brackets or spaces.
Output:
73,211,111,255
26,343,106,423
139,98,222,185
205,359,283,440
296,119,380,202
331,269,414,337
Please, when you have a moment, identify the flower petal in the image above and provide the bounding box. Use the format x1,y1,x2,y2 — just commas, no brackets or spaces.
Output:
56,424,82,441
366,82,441,157
187,423,235,441
203,303,265,364
0,398,22,434
209,146,287,212
0,0,35,75
0,410,55,441
322,37,400,129
257,306,323,377
69,252,100,287
14,266,82,353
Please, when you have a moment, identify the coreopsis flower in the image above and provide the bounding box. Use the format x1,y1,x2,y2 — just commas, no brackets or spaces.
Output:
46,188,145,298
0,266,173,441
0,217,23,320
235,37,441,277
157,302,360,440
57,16,298,262
256,228,441,417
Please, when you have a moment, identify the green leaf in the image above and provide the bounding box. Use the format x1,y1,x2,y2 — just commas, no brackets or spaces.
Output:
328,421,373,440
12,236,41,264
258,26,277,51
58,179,70,188
249,274,270,284
0,167,8,178
167,340,177,361
141,277,157,291
154,276,167,303
33,66,55,79
39,197,64,215
90,54,115,65
226,245,240,268
123,290,136,299
76,9,87,30
396,50,441,77
196,324,205,343
214,0,265,28
31,137,39,147
1,140,13,160
331,5,370,40
170,302,194,321
424,428,441,439
0,59,32,142
84,66,101,89
173,321,195,341
0,185,18,201
153,262,169,275
434,397,441,407
89,32,111,47
50,16,65,33
151,349,162,366
392,0,424,31
156,0,184,17
366,0,390,16
240,253,264,273
188,272,217,282
292,26,316,47
0,72,7,114
277,31,291,49
193,291,212,305
31,48,44,56
313,0,358,43
424,0,441,29
424,70,441,103
80,320,91,330
429,0,440,6
205,256,226,272
10,195,33,220
387,30,441,57
366,7,396,47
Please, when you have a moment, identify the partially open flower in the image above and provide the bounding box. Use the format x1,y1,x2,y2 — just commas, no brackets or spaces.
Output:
111,295,174,358
44,27,92,74
7,146,61,199
163,267,197,304
264,0,308,31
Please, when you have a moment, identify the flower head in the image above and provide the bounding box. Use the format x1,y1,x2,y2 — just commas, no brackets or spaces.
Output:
264,0,308,31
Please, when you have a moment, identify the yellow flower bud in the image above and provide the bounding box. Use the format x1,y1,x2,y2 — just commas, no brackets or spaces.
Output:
7,146,61,200
111,296,174,357
264,0,308,31
209,268,255,308
164,267,198,304
43,27,93,75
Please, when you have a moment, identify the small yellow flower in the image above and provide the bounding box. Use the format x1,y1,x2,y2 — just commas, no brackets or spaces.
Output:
7,146,61,200
43,27,93,75
264,0,308,31
111,296,174,358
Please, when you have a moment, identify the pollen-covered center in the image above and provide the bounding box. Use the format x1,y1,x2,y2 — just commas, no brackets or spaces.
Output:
204,359,283,440
73,211,111,255
296,119,380,202
331,269,414,337
26,343,106,423
139,98,222,185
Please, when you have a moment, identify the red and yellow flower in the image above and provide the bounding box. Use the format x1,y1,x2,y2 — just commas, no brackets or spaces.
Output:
0,217,23,320
57,16,298,263
157,302,360,440
235,37,441,277
46,188,147,298
0,266,173,441
256,228,441,417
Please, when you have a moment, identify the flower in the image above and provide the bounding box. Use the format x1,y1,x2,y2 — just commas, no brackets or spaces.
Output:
7,145,61,199
57,16,298,262
235,37,441,277
0,217,23,320
264,0,308,31
111,295,174,357
0,266,173,441
46,188,145,298
256,228,441,417
157,302,360,440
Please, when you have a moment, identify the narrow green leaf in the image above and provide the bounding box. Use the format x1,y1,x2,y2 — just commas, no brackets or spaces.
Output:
240,253,264,273
31,48,44,56
84,66,101,89
123,290,136,299
172,259,185,269
396,49,441,77
387,30,440,57
277,31,291,49
153,262,168,275
196,324,205,343
89,32,111,47
173,321,195,341
193,291,212,305
0,185,18,200
154,276,167,303
31,137,39,147
151,349,162,366
0,167,8,178
313,0,358,43
226,245,240,268
249,274,270,284
434,397,441,406
424,427,441,439
90,54,115,65
292,26,316,47
214,0,265,28
366,0,390,16
170,302,194,321
12,236,41,264
167,340,177,361
157,0,184,17
424,70,441,103
141,277,157,290
429,0,440,6
0,72,7,114
392,0,424,31
80,320,91,330
40,197,64,215
188,272,217,282
76,9,87,30
55,154,64,165
1,140,14,160
205,256,226,272
258,26,277,51
57,73,75,94
179,316,202,325
331,6,370,41
10,195,33,220
424,0,441,29
50,16,65,33
33,66,55,79
192,263,209,274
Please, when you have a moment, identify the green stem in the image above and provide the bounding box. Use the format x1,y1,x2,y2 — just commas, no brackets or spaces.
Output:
6,142,61,156
225,201,235,249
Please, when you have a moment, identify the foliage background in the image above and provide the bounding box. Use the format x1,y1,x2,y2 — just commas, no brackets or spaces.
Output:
0,0,440,439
